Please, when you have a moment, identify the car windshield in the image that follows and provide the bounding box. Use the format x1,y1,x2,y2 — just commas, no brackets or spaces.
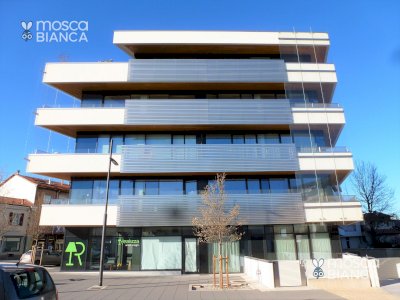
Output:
8,267,54,299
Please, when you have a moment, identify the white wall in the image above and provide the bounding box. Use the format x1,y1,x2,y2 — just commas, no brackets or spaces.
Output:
0,175,36,203
40,205,117,226
243,256,275,288
35,108,125,126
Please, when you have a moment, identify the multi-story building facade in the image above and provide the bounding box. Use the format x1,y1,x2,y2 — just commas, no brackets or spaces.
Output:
27,31,363,272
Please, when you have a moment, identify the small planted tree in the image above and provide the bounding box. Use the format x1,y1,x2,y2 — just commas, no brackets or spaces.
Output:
192,173,242,288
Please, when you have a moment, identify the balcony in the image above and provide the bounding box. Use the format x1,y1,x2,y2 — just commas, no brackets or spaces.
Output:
43,61,337,98
26,145,353,181
34,100,344,138
39,193,363,227
120,144,299,174
39,193,304,226
303,195,363,223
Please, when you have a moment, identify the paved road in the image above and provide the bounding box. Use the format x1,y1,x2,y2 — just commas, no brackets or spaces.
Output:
50,272,344,300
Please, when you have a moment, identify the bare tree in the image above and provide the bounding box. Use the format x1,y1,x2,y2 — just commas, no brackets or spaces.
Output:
351,161,395,214
192,173,242,288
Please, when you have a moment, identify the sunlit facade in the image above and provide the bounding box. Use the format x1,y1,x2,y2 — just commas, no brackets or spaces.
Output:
28,31,363,272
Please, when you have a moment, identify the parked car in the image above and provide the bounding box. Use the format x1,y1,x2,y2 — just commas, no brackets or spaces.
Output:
0,263,58,299
19,250,61,266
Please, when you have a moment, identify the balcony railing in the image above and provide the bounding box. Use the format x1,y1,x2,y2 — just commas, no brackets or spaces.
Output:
304,195,357,203
128,59,288,83
297,146,350,153
125,99,293,125
117,193,305,226
120,144,299,173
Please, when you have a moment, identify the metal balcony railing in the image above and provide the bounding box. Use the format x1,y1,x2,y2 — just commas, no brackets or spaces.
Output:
120,144,299,173
128,59,288,83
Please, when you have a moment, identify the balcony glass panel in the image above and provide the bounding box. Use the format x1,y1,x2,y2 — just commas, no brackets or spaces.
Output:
112,136,124,154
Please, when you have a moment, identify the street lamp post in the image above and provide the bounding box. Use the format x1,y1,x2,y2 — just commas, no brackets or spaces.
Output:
99,139,118,286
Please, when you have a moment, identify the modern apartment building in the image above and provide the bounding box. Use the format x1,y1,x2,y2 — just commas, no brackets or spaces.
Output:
27,31,363,272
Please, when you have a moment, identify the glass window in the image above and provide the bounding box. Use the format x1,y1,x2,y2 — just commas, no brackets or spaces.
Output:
121,180,134,196
109,180,120,203
247,179,260,194
76,137,97,153
146,134,171,145
245,134,257,144
125,134,145,145
70,180,93,204
172,135,185,145
104,96,127,107
185,181,197,195
92,180,106,204
81,94,103,107
184,135,196,144
261,179,270,193
219,94,240,99
263,134,280,144
135,181,145,196
280,134,293,144
232,135,244,144
141,237,182,270
2,237,22,252
312,130,326,147
293,131,312,149
159,180,183,195
145,181,158,195
97,135,110,153
311,233,332,259
112,136,124,153
269,178,289,193
206,134,231,144
225,179,246,194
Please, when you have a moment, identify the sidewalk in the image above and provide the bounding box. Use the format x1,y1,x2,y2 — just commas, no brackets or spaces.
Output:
50,272,343,300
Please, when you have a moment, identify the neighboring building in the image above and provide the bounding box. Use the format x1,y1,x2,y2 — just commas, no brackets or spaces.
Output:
27,30,363,272
0,197,32,259
339,223,366,250
0,172,69,253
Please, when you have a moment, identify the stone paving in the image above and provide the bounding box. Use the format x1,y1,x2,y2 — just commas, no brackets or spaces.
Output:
50,272,344,300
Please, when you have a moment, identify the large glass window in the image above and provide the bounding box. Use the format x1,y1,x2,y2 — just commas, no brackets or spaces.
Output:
121,180,134,196
104,96,127,107
159,180,183,195
141,237,182,270
97,135,110,153
92,180,106,204
146,134,171,145
76,137,97,153
225,179,246,194
112,136,124,154
70,180,93,204
206,134,231,144
125,134,145,145
109,180,120,202
81,94,102,107
311,233,332,259
269,178,289,193
185,181,197,195
247,179,261,194
145,181,158,195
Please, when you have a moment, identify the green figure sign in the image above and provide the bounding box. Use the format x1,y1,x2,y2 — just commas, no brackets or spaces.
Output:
65,242,86,267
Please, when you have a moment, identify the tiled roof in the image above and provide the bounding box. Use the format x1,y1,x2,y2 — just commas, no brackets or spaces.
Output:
0,196,33,207
19,174,70,192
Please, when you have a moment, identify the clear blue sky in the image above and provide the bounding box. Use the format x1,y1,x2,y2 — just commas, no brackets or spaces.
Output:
0,0,399,206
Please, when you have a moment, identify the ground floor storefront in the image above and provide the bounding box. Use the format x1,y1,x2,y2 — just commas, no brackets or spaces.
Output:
61,224,342,272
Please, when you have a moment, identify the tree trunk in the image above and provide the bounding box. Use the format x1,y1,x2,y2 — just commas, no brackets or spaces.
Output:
219,241,223,288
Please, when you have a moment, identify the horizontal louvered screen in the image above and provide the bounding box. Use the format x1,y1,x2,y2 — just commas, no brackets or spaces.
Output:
117,193,305,227
120,144,299,173
128,59,288,82
125,99,293,125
